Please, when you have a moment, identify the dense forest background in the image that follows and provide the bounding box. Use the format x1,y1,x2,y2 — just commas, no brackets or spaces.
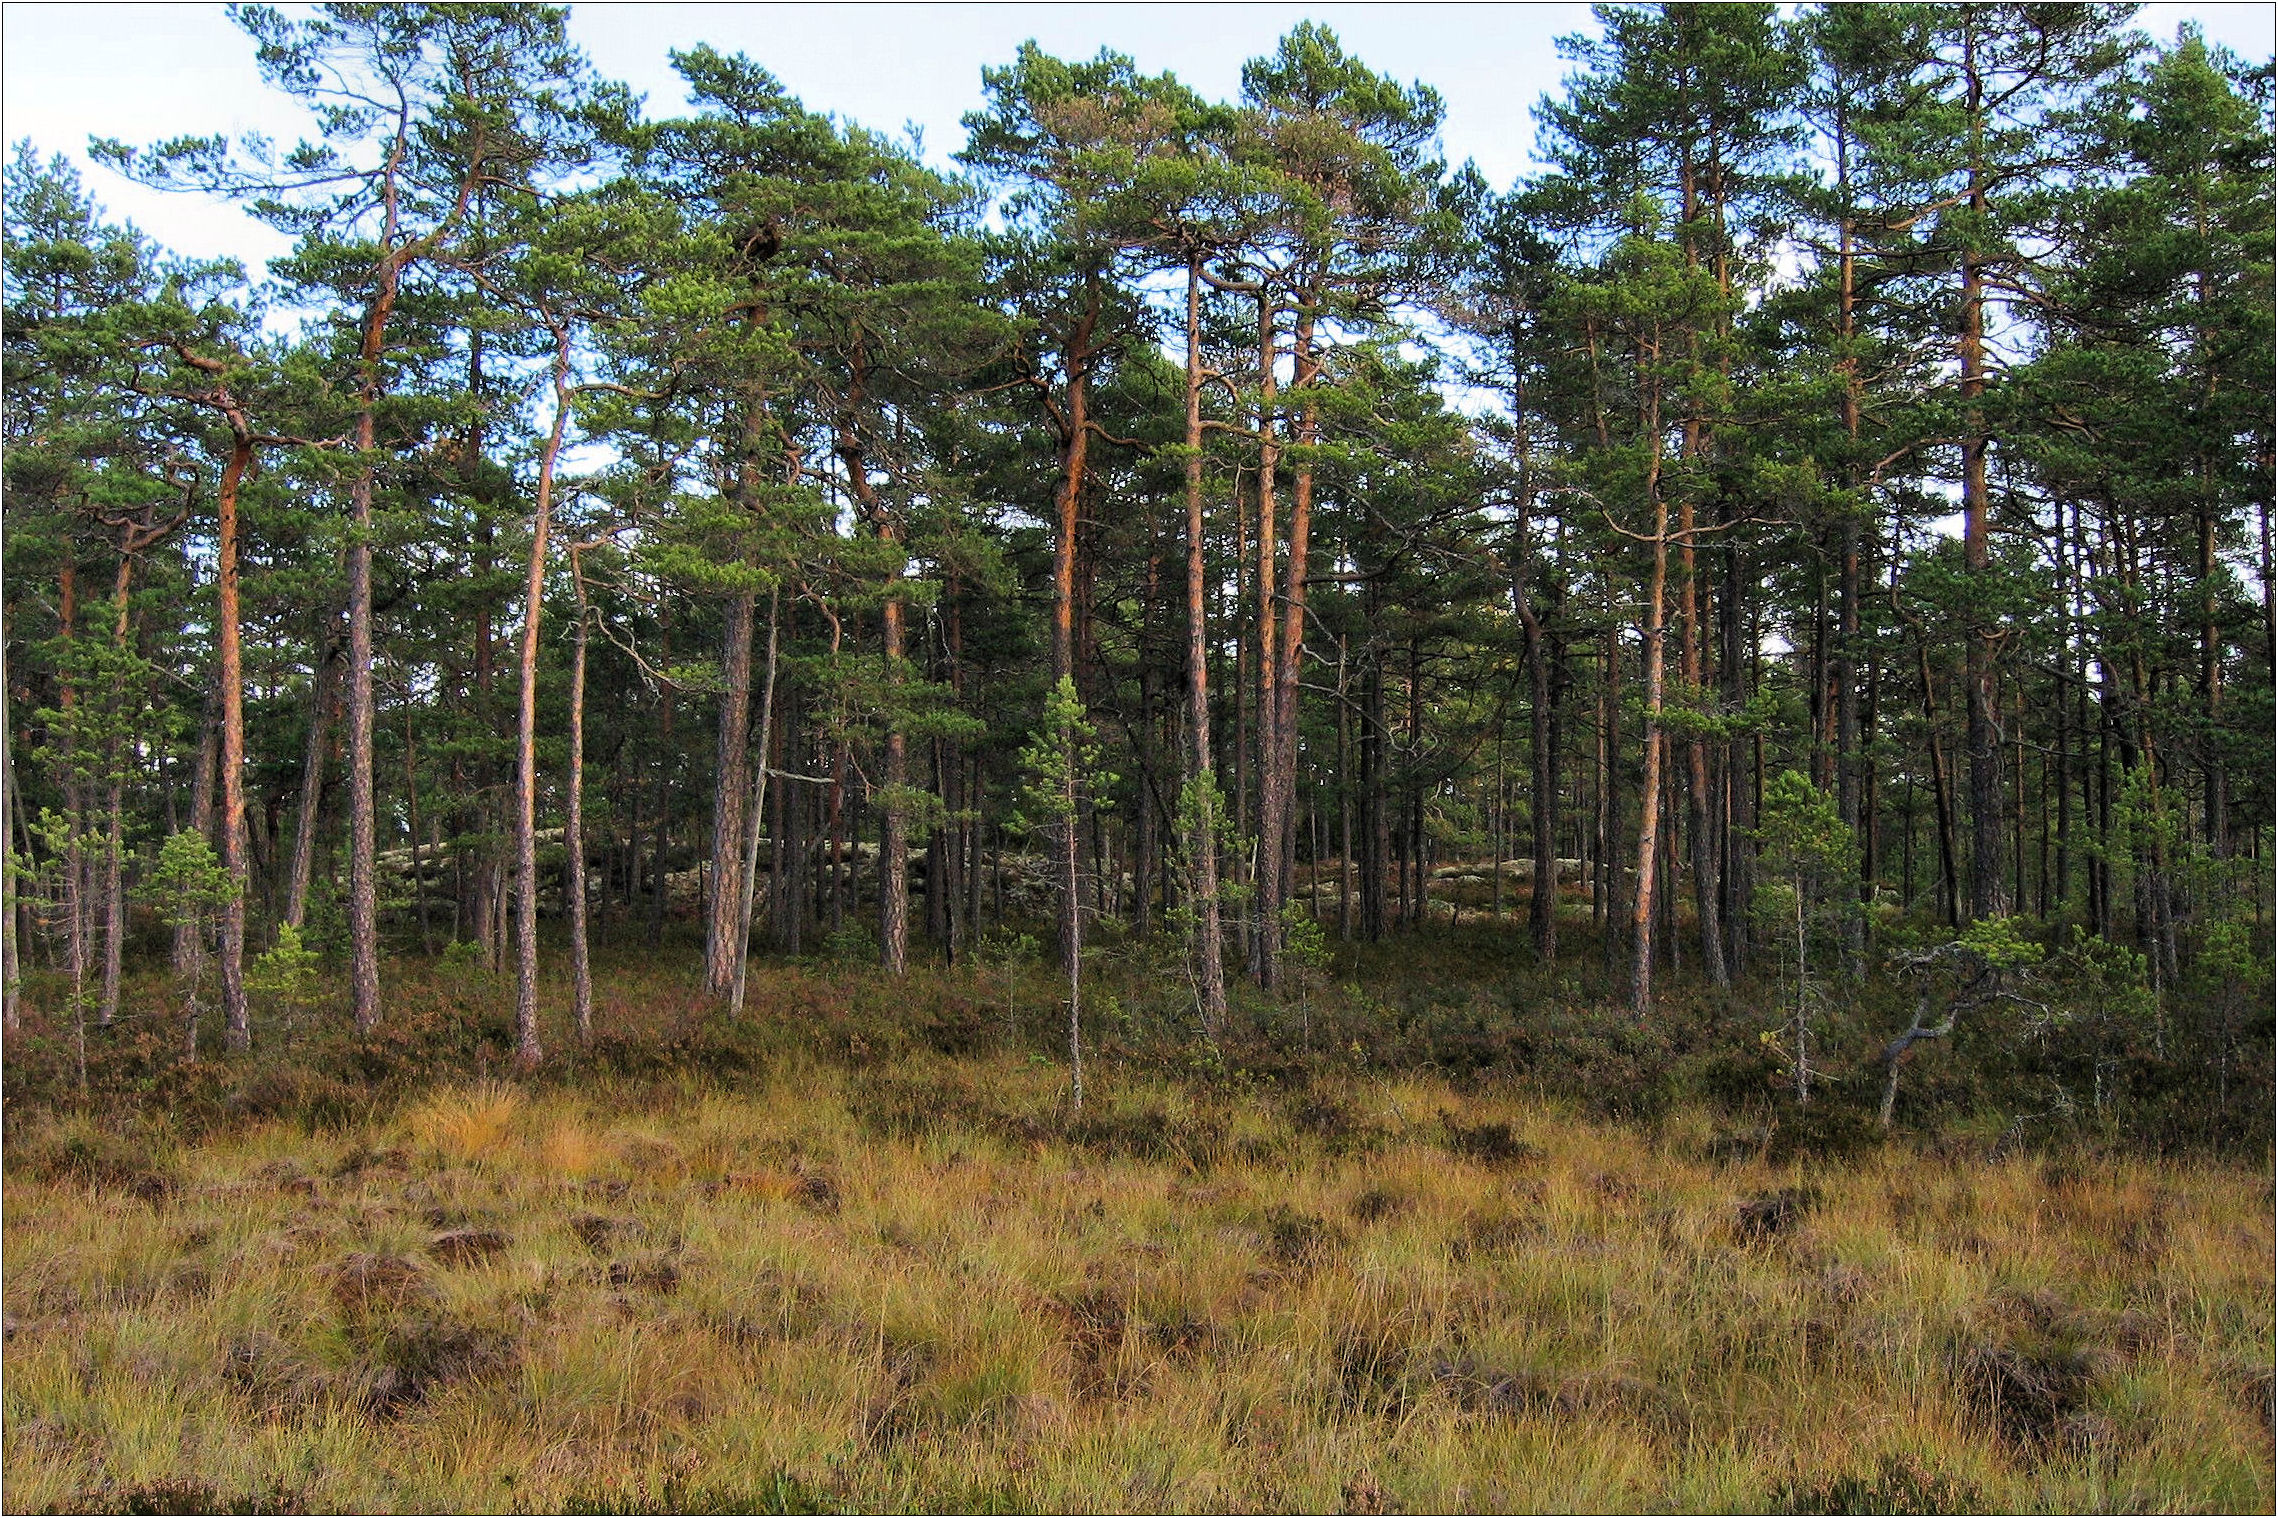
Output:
4,2,2271,1143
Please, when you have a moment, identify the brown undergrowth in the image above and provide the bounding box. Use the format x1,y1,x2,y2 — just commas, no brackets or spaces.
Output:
4,1035,2272,1513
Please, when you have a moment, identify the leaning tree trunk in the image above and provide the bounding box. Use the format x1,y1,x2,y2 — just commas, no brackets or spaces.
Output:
729,592,781,1020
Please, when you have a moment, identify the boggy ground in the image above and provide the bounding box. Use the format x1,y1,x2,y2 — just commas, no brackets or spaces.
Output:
4,1045,2272,1514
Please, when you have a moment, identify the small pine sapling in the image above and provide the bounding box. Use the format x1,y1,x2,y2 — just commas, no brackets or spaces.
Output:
978,928,1041,1043
1753,770,1855,1104
147,830,238,1060
248,922,324,1041
1280,901,1332,1048
1015,676,1115,1109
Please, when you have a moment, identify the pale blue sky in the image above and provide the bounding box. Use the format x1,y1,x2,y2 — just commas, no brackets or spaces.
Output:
5,2,2271,274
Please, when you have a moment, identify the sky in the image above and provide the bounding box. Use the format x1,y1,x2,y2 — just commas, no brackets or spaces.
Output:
6,1,2273,278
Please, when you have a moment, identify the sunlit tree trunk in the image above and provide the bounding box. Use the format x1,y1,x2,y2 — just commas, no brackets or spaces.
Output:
1631,349,1670,1018
511,324,573,1070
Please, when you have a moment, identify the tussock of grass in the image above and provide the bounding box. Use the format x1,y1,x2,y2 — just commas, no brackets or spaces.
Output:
5,1044,2271,1514
404,1081,524,1166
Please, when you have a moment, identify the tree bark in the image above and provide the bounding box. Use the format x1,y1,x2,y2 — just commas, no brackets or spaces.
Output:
567,545,594,1040
1631,363,1670,1017
1675,155,1727,992
98,564,135,1029
1678,504,1724,990
1834,103,1867,956
216,432,254,1049
838,377,909,976
2,692,20,1037
284,628,342,930
729,591,781,1019
511,324,572,1071
345,241,407,1035
1960,26,2004,921
173,691,220,992
1181,253,1229,1033
705,588,756,992
1252,291,1283,985
1046,280,1102,982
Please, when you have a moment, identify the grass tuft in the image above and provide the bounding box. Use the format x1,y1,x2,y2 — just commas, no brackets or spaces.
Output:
2,946,2269,1514
405,1080,524,1164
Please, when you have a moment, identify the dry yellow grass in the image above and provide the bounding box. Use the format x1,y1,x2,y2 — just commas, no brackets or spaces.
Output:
404,1081,524,1166
3,1053,2271,1514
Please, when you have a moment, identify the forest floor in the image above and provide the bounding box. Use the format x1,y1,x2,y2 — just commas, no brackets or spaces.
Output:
3,934,2274,1514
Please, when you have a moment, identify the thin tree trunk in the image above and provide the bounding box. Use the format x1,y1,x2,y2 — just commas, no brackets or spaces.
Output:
1182,253,1228,1033
56,554,88,1025
1275,304,1321,981
1717,547,1751,974
567,547,595,1039
1912,631,1962,929
1,689,19,1035
649,613,674,947
1834,115,1866,955
174,693,219,984
729,591,781,1019
1511,383,1560,961
345,219,409,1036
1337,636,1354,942
838,377,909,976
511,324,573,1071
216,434,254,1049
1631,371,1670,1018
1047,282,1100,984
1960,30,2004,921
406,710,431,954
1134,553,1159,940
1232,473,1252,968
1604,582,1631,980
284,630,342,929
99,779,124,1031
1671,169,1726,989
1063,728,1084,1109
1529,623,1559,962
98,566,134,1030
1252,292,1283,985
